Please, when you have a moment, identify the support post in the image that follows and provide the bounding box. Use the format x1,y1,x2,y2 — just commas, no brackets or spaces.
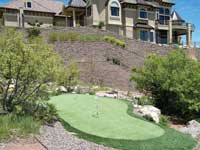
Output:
168,19,172,44
73,8,76,27
186,23,192,47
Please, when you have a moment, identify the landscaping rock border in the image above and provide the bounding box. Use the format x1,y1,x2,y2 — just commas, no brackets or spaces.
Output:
37,122,110,150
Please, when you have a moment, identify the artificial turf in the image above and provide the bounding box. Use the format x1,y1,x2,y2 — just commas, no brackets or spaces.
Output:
50,94,197,150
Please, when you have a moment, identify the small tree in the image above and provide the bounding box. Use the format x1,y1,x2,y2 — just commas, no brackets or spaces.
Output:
60,61,80,89
27,27,41,38
0,29,64,113
131,50,200,120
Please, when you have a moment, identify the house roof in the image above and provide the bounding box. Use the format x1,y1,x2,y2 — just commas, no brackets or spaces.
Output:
171,10,185,22
134,23,154,29
1,0,64,14
112,0,174,6
66,0,86,8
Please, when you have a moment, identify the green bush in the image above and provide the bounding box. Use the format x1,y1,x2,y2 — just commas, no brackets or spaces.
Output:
0,115,40,141
33,103,58,124
104,36,126,48
89,90,96,95
59,61,80,87
137,96,154,106
131,50,200,120
79,35,102,41
48,32,103,42
49,32,58,42
112,58,121,65
195,118,200,123
159,115,170,127
0,29,64,122
97,21,105,29
27,27,41,38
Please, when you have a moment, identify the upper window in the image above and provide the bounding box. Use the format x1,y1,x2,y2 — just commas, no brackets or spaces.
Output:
140,9,148,19
159,8,164,14
165,8,170,15
110,2,119,16
27,2,32,8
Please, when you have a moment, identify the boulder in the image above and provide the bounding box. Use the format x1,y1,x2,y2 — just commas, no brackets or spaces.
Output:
57,86,68,93
117,90,130,100
133,105,161,123
74,86,90,94
96,91,118,99
179,120,200,140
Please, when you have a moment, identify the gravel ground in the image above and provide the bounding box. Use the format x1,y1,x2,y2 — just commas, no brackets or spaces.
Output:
195,144,200,150
37,122,110,150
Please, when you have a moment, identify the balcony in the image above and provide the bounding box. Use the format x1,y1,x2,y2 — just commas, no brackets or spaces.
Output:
155,20,195,32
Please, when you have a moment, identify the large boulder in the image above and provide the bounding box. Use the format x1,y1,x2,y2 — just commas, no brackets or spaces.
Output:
133,105,161,123
57,86,68,93
179,120,200,140
74,86,90,94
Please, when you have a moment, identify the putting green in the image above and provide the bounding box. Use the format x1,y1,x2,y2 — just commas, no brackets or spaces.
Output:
50,94,165,140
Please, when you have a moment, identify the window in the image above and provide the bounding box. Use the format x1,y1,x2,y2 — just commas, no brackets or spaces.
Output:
159,8,164,14
140,9,147,19
27,2,32,8
150,32,154,42
87,6,91,16
159,15,165,24
110,2,119,16
140,30,148,41
165,8,170,15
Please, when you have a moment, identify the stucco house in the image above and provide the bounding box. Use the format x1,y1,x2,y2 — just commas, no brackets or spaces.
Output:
0,0,194,47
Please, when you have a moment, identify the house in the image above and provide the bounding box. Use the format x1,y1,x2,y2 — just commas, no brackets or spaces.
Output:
0,0,194,47
0,0,66,28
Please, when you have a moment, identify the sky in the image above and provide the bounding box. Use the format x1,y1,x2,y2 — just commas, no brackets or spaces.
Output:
0,0,199,43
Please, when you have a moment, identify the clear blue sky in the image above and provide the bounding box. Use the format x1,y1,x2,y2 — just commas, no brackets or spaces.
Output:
0,0,199,43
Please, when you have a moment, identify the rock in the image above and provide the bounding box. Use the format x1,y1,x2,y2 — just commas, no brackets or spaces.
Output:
38,122,109,150
74,86,90,94
188,120,200,128
96,91,118,99
179,120,200,140
57,86,68,93
133,105,161,123
117,90,130,100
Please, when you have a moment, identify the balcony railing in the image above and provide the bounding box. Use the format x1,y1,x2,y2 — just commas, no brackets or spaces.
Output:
156,20,195,31
156,20,169,25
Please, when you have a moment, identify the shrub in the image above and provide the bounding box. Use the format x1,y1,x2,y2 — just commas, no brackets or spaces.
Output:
79,35,102,41
131,50,200,120
59,61,80,88
48,32,103,42
137,96,154,106
98,21,105,29
104,36,126,48
159,115,170,127
89,90,96,95
195,118,200,123
33,103,58,124
49,32,59,42
27,27,41,38
112,58,121,65
0,29,65,115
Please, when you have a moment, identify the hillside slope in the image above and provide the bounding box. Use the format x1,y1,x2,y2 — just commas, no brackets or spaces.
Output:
42,27,180,90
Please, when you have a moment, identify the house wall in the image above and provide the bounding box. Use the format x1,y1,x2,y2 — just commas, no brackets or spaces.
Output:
24,15,53,28
3,13,19,27
106,24,123,36
91,0,107,25
123,8,136,38
54,17,66,26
